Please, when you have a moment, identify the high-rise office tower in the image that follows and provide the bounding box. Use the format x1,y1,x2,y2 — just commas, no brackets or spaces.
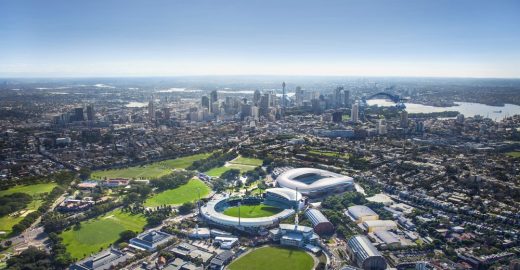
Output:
351,102,359,122
344,90,350,108
210,90,218,113
162,107,171,120
334,86,344,108
73,107,84,121
253,89,261,106
259,94,270,117
201,96,210,109
148,99,155,122
378,119,387,135
86,104,95,121
400,110,408,128
295,86,304,107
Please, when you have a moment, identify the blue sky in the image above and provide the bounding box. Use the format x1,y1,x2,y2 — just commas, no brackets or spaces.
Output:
1,0,519,77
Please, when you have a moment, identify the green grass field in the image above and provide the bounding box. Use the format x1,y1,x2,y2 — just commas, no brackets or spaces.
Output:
0,183,57,236
0,200,43,236
205,156,263,177
228,246,314,270
223,204,282,218
61,209,146,259
0,183,57,197
309,150,350,159
505,151,520,158
205,166,232,177
229,156,263,166
144,178,210,207
91,153,212,180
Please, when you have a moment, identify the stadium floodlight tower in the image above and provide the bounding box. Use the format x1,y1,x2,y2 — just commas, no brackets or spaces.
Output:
196,187,201,215
238,201,241,226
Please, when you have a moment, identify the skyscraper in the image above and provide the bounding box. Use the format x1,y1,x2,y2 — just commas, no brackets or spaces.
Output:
344,90,350,108
295,86,304,107
210,90,218,113
400,111,408,128
259,93,270,117
201,96,210,109
86,104,95,121
148,99,155,122
253,89,261,106
73,107,84,122
334,86,344,108
351,102,359,122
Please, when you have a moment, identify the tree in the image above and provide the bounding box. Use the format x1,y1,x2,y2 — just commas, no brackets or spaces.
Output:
221,169,240,182
212,178,228,193
178,202,195,215
119,230,137,242
6,246,53,270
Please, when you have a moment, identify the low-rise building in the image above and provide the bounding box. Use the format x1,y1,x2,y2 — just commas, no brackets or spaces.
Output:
129,230,173,251
70,248,128,270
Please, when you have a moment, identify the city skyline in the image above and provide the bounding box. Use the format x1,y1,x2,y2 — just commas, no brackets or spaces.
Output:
1,0,520,78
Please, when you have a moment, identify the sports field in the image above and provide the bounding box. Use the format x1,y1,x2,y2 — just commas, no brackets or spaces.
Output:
0,183,57,197
61,209,146,259
205,156,263,177
144,178,210,207
309,150,350,159
505,151,520,158
91,152,212,180
0,183,57,236
223,203,282,218
229,156,263,166
228,246,314,270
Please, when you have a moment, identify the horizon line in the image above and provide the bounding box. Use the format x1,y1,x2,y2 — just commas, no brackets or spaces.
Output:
1,74,520,80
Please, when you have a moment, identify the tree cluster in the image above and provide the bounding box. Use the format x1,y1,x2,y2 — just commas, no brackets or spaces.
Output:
187,151,237,172
150,171,195,192
0,192,32,217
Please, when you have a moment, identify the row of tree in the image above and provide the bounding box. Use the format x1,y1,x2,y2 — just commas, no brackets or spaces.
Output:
187,151,238,172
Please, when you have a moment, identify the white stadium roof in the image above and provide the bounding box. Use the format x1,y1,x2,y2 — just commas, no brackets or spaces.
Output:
275,168,354,195
265,187,302,201
200,195,295,227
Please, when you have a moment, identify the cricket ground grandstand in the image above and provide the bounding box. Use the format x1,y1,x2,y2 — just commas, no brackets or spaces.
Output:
275,167,354,197
200,188,304,231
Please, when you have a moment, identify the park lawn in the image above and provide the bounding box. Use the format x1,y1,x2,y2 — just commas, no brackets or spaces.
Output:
309,150,350,159
505,151,520,158
342,114,351,121
229,156,263,167
0,200,43,236
223,204,282,218
0,183,57,197
144,178,210,207
61,209,146,259
0,183,56,236
91,152,212,180
205,166,231,177
227,163,257,172
228,246,314,270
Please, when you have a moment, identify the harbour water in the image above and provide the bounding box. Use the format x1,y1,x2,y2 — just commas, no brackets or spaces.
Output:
367,99,520,121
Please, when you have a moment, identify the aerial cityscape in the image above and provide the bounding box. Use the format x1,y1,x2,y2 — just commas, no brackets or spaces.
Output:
1,1,520,270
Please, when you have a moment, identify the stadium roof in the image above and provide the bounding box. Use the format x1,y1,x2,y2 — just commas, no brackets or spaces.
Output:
347,205,378,220
276,168,353,194
374,230,400,245
347,235,382,260
265,187,302,201
304,209,331,226
201,195,295,227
